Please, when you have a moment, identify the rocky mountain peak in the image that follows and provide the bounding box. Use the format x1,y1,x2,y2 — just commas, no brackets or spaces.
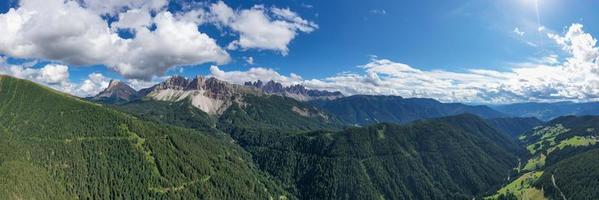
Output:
91,79,140,104
244,80,344,101
141,76,260,115
107,80,122,88
157,75,190,90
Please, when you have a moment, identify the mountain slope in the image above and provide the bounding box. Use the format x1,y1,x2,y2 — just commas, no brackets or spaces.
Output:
485,117,543,138
487,115,599,199
491,101,599,121
535,148,599,199
224,114,522,199
109,88,524,199
0,76,291,199
140,76,272,115
217,94,342,132
314,95,506,125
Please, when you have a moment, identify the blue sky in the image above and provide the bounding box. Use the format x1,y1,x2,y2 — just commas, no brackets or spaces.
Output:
0,0,598,103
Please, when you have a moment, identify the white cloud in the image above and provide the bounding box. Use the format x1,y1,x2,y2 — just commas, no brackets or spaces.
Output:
0,0,229,80
513,27,525,36
0,0,315,80
39,64,69,84
0,62,111,97
111,11,229,79
369,9,387,15
126,76,169,90
0,63,69,85
244,56,254,65
548,24,599,71
78,73,110,96
208,23,599,103
210,65,302,86
209,1,317,54
79,0,168,15
111,8,153,31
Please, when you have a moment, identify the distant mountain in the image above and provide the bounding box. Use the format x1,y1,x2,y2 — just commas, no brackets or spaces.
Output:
313,95,507,125
491,101,599,121
485,117,543,138
90,80,140,104
244,80,343,101
0,75,291,199
487,115,599,199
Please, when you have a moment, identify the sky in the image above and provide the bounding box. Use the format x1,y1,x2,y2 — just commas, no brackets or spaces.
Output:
0,0,598,104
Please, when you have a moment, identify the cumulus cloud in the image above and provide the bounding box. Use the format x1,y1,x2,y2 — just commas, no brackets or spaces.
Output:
39,64,69,84
209,23,599,103
210,65,302,86
0,2,237,80
0,62,69,85
79,0,168,15
111,8,153,31
0,0,314,80
0,0,314,79
208,1,317,54
0,62,111,97
77,73,111,96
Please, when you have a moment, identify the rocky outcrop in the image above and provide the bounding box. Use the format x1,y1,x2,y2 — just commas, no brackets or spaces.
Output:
244,80,343,101
143,76,261,115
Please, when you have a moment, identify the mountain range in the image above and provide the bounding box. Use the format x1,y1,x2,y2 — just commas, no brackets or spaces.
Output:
491,101,599,121
93,77,512,125
244,80,344,101
312,95,507,125
92,77,599,125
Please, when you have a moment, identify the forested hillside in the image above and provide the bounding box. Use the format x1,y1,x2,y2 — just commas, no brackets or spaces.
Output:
313,95,506,125
485,117,543,138
237,114,522,199
491,102,599,121
0,76,291,199
116,94,343,133
117,99,523,200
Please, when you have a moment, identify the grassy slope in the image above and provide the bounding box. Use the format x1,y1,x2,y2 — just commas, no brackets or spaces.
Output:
487,116,599,199
0,76,291,200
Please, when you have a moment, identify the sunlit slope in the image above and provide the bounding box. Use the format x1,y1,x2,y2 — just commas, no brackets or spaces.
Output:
0,76,290,200
487,115,599,199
